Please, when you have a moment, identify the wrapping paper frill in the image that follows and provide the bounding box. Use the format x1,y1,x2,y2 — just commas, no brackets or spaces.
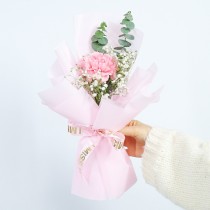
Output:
39,14,161,200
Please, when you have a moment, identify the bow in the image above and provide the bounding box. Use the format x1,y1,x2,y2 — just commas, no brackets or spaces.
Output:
68,124,125,166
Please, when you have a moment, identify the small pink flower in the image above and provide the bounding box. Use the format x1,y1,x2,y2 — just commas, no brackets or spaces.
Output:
77,52,117,82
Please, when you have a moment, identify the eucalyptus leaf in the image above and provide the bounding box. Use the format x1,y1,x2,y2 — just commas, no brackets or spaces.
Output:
124,34,134,40
121,18,130,25
98,37,108,45
125,21,135,30
98,23,107,32
100,22,107,31
95,30,105,38
126,15,133,21
125,11,133,21
114,46,124,50
92,42,104,52
121,27,130,34
119,39,131,47
91,35,98,42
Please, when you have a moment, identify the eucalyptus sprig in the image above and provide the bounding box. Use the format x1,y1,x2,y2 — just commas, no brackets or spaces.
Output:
114,11,135,51
91,22,108,53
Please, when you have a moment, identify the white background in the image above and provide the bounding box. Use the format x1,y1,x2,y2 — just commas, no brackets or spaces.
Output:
1,0,210,209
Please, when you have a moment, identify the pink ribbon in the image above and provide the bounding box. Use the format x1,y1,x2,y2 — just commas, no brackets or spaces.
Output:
68,124,125,167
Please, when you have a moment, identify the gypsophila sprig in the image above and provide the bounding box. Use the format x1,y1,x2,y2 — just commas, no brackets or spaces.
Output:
66,11,137,105
104,46,137,97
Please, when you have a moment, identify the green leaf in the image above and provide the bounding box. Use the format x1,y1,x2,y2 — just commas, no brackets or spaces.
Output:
92,42,104,52
124,11,133,21
98,37,108,45
125,21,135,30
126,15,133,21
121,18,130,25
100,22,107,29
91,35,98,42
121,27,130,34
95,30,105,38
114,46,124,50
124,34,135,40
98,22,107,32
119,34,125,37
118,39,131,47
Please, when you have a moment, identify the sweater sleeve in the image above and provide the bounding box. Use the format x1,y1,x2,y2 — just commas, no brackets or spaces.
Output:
142,127,210,210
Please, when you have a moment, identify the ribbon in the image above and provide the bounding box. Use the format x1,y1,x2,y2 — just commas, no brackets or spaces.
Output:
68,124,125,167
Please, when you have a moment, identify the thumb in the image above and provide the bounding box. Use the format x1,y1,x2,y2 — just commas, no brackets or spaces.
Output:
119,126,139,138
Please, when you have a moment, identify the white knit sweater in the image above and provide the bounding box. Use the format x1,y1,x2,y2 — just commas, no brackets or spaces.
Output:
142,128,210,210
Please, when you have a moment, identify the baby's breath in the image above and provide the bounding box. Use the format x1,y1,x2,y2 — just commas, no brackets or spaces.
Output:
65,46,137,105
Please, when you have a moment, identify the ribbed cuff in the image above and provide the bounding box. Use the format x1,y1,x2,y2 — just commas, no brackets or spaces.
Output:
142,127,175,188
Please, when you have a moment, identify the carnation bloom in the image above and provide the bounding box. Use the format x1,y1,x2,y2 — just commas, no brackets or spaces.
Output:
77,52,117,82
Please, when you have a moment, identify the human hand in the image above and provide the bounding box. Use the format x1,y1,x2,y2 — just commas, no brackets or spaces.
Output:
119,120,151,157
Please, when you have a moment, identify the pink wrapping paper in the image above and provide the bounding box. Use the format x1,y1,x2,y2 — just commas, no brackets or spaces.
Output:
39,14,161,200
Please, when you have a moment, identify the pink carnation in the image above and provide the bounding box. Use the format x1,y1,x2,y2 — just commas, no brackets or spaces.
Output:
77,52,117,82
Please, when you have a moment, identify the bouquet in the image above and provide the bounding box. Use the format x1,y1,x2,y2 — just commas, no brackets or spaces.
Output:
39,11,161,200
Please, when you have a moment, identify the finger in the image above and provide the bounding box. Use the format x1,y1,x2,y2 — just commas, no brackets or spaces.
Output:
128,120,141,126
137,146,144,158
126,146,144,158
120,126,138,138
124,136,136,152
